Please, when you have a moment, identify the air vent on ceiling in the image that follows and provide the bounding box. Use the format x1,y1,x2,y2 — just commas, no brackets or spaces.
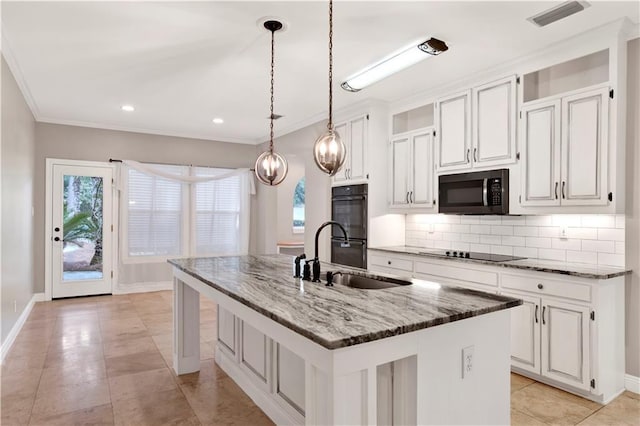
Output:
528,1,590,27
268,113,283,120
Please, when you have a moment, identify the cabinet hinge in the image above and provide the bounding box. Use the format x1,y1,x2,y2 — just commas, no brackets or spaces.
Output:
608,192,613,202
609,89,614,99
366,114,370,120
111,271,114,278
519,110,522,119
590,379,596,389
519,195,522,203
366,173,369,179
433,130,437,137
516,152,520,160
433,199,436,205
516,76,521,84
111,224,114,232
590,311,595,321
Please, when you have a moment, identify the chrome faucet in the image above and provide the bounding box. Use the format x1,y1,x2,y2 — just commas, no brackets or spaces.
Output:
312,221,349,282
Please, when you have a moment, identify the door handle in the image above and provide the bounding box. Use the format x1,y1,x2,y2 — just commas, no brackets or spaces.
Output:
554,182,559,200
542,306,546,325
409,191,413,203
406,192,409,204
562,181,566,199
535,305,539,324
466,149,470,163
473,148,478,162
482,178,489,207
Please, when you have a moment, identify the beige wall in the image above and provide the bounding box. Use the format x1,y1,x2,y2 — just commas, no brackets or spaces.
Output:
33,123,258,293
276,156,305,244
625,37,640,377
1,57,36,343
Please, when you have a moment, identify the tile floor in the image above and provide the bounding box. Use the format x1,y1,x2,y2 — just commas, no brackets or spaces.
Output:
1,290,638,425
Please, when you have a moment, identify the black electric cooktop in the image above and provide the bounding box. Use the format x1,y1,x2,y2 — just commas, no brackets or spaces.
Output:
432,250,526,262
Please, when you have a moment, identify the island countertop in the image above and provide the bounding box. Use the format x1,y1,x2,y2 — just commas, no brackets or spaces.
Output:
168,254,521,350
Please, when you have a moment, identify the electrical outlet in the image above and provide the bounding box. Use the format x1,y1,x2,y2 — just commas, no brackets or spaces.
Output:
427,224,435,233
560,226,569,239
13,300,17,313
462,345,474,379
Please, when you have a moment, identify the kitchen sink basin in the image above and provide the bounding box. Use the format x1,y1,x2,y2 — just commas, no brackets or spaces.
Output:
330,273,412,290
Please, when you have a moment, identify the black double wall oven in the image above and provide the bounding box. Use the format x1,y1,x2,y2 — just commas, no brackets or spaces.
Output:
331,184,367,269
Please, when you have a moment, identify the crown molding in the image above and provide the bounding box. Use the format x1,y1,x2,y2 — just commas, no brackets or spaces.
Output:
1,27,41,120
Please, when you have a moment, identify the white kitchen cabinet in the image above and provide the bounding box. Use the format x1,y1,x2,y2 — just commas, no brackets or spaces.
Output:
520,99,562,206
472,75,517,167
436,90,471,171
217,307,236,355
241,321,270,387
561,86,609,206
541,299,591,390
389,128,436,209
503,291,540,375
520,85,610,207
332,115,368,185
275,343,306,417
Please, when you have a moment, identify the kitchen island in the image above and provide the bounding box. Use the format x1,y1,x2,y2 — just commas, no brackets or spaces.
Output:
169,255,522,425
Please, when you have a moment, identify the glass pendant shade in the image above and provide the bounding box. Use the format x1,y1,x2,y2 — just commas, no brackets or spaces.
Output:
255,150,288,186
313,128,346,176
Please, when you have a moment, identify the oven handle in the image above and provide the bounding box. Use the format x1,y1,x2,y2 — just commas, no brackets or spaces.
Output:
331,195,367,202
482,178,489,207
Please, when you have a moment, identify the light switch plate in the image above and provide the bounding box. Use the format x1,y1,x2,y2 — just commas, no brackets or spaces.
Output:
462,345,474,379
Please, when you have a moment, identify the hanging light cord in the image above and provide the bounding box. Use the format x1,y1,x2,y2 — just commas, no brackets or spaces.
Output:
328,0,334,130
269,27,275,152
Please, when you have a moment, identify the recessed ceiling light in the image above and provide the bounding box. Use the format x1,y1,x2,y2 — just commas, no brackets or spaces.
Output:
212,118,224,124
121,105,135,112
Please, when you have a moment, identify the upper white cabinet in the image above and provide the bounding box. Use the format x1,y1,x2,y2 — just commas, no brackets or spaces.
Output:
389,128,436,210
520,85,609,207
435,90,471,171
472,76,517,167
332,115,368,186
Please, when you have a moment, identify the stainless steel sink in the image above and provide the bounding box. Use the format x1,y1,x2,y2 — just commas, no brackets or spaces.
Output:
331,273,412,290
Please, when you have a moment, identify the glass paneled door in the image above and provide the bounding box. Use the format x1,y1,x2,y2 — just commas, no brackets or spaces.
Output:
51,164,113,298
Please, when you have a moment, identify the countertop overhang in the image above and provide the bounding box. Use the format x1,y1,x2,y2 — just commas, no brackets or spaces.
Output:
169,254,521,350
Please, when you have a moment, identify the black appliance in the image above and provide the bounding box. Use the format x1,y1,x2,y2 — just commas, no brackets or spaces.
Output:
439,169,509,215
427,250,525,262
331,184,367,268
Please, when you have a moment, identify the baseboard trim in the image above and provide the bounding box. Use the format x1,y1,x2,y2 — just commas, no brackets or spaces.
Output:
113,280,173,295
0,293,44,363
625,374,640,394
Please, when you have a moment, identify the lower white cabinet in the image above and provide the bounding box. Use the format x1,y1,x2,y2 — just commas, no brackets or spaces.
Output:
504,292,540,375
241,322,269,385
217,307,237,355
275,343,305,416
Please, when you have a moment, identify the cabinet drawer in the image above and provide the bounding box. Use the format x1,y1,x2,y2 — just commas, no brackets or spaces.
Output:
501,273,591,303
369,254,413,273
414,260,498,287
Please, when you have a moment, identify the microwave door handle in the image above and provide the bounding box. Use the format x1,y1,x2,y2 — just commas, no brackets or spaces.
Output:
482,178,489,207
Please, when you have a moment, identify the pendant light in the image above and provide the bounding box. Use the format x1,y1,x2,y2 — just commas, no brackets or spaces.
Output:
313,0,346,177
255,20,288,186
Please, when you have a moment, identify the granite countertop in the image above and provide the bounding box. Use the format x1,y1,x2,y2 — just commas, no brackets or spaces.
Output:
370,246,631,280
168,255,521,350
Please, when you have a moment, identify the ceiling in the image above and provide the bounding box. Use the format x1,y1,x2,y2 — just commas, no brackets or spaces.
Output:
2,1,638,145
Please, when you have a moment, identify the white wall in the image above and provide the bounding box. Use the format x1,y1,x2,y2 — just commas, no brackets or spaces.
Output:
1,56,36,343
624,37,640,378
34,122,258,292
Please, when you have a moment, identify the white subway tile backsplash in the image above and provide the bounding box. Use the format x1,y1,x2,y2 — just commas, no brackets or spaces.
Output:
566,227,598,240
514,226,539,237
405,214,625,267
514,247,538,258
566,250,598,264
598,253,625,267
502,236,525,246
480,235,502,245
491,225,514,236
551,238,581,251
581,240,615,253
598,228,625,241
526,237,552,249
470,225,491,234
539,248,566,261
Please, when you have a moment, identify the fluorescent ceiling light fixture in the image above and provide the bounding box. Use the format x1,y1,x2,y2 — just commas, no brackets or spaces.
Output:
528,1,590,27
341,38,448,92
121,105,135,112
212,117,224,124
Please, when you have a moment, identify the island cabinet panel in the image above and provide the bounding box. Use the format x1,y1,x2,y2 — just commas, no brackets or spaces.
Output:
275,343,306,416
241,322,270,385
542,300,591,390
503,291,540,375
472,75,517,167
436,90,472,171
217,307,236,355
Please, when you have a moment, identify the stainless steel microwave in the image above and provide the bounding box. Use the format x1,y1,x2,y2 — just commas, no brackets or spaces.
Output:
438,169,509,214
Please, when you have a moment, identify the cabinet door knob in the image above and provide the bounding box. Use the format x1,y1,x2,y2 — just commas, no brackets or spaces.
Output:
387,261,392,265
537,283,544,290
